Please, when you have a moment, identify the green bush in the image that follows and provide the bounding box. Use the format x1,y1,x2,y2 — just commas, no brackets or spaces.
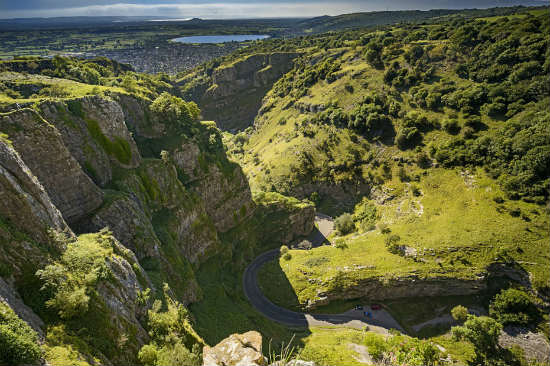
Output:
489,288,539,326
384,234,401,254
352,198,378,232
334,213,355,235
150,92,200,128
156,342,201,366
138,284,203,365
37,232,115,319
451,305,468,323
138,344,158,366
452,315,503,365
0,302,41,365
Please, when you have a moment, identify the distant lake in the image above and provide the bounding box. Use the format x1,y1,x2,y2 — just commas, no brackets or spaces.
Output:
171,34,270,44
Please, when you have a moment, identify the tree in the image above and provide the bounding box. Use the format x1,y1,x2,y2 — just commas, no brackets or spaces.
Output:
451,305,468,323
385,234,401,254
489,288,539,326
150,93,200,128
452,315,503,365
335,213,355,235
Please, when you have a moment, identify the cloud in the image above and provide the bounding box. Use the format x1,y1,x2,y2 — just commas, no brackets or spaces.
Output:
0,0,546,19
0,2,373,19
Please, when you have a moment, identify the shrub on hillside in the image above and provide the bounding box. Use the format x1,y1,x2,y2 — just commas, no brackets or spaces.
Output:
451,305,468,323
353,198,378,232
334,213,355,235
452,315,503,365
37,232,115,319
150,92,200,128
138,284,202,366
489,288,540,326
384,234,401,254
0,302,42,365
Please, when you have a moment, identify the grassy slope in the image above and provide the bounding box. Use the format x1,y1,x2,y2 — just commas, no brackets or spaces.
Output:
259,167,549,307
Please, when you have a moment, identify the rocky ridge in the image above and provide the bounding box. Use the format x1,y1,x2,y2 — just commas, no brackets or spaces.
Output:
0,93,316,364
181,52,300,131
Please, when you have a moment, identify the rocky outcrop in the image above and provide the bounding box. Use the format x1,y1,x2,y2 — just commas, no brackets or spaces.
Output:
38,96,141,187
499,326,550,364
203,331,265,366
97,235,152,357
0,108,103,224
82,193,161,260
181,52,300,131
254,192,315,245
307,274,488,309
0,139,70,243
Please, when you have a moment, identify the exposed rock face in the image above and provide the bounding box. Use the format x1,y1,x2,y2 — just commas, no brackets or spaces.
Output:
499,326,550,364
38,96,141,188
307,275,487,309
97,236,152,357
182,52,300,130
253,192,315,246
83,193,161,260
0,108,103,224
0,139,70,243
0,92,313,364
203,331,265,366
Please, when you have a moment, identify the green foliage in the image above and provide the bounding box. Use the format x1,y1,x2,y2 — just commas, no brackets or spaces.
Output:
489,288,540,326
138,284,202,366
364,332,441,366
138,344,158,366
0,302,42,365
352,197,378,231
384,234,401,254
36,232,114,319
451,305,469,323
435,105,550,200
150,92,200,129
156,342,201,366
334,213,355,235
452,315,503,365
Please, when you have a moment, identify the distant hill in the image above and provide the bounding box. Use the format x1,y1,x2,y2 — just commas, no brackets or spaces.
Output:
295,6,543,33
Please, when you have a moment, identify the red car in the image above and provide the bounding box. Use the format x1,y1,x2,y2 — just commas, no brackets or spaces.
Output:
371,304,382,310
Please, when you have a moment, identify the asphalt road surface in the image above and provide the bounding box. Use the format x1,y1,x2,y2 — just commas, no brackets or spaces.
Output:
242,214,404,333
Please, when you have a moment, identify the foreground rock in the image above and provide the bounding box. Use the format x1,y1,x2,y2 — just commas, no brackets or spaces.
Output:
203,331,317,366
203,331,265,366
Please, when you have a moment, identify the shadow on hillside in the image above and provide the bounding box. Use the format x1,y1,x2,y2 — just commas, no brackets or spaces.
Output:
189,255,311,358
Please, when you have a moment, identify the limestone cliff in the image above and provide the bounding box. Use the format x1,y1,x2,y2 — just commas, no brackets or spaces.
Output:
0,92,316,365
180,52,300,131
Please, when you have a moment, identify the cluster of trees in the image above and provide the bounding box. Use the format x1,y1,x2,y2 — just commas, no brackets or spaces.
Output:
296,92,396,141
451,288,541,365
272,57,342,98
434,107,549,201
150,92,200,129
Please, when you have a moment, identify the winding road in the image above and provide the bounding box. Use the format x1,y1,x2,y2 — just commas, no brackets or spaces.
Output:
243,214,404,334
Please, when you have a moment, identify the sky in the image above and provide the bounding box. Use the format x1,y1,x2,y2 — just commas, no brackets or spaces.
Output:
0,0,547,19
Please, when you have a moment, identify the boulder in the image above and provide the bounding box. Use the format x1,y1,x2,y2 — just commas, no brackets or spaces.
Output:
203,331,265,366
